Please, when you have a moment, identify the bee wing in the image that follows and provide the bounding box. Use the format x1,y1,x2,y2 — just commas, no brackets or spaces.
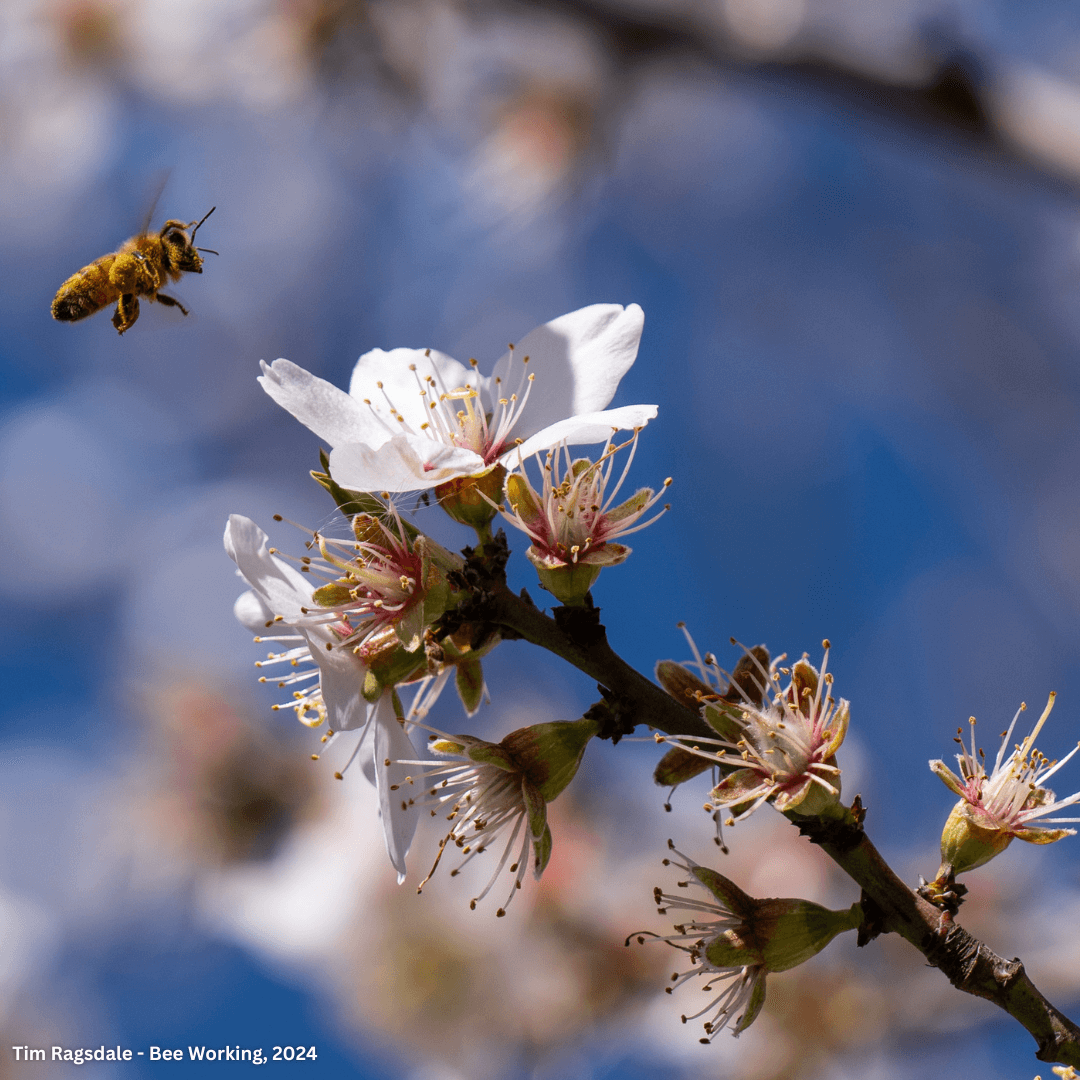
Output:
136,170,171,236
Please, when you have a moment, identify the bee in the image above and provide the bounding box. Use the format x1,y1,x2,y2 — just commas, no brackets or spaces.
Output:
52,206,217,335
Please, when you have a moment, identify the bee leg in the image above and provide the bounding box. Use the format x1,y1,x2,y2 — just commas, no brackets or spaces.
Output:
155,293,190,316
112,294,140,335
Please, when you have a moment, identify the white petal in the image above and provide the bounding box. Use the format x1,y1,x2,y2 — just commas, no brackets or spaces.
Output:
347,347,483,433
223,514,311,620
488,304,644,442
233,589,273,633
502,403,658,464
258,359,374,449
308,633,368,731
373,694,421,882
329,434,486,492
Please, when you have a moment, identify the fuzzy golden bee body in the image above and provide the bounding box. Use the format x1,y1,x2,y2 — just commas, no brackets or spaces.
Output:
52,207,216,335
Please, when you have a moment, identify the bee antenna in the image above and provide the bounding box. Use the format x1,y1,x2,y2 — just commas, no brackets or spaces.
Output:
196,247,219,256
190,206,216,240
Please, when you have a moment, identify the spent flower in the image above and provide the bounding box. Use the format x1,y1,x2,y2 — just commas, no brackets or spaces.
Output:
630,842,861,1040
659,641,848,823
398,717,598,915
930,693,1080,877
301,502,463,657
500,430,671,604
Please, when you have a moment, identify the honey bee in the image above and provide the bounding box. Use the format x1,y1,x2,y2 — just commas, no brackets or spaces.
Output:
52,206,217,335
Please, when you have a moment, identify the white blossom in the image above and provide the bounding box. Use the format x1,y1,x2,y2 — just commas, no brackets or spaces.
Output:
224,513,424,880
258,304,657,492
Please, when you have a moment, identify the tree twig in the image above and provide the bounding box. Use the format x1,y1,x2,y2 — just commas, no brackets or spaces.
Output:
450,553,1080,1065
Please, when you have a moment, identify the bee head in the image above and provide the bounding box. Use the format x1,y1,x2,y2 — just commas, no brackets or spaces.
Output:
159,207,216,273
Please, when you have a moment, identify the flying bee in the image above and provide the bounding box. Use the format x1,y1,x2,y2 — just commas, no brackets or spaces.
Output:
52,206,217,335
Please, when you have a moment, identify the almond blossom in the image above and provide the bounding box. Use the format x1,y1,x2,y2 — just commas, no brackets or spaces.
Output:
257,304,657,493
224,513,424,880
499,430,671,603
930,693,1080,876
658,642,849,823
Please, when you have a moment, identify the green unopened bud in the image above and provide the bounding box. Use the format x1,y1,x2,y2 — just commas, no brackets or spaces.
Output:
501,716,600,801
434,466,506,529
937,800,1015,877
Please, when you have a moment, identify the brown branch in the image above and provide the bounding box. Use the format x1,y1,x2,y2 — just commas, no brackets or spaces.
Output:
480,581,713,740
444,548,1080,1064
802,816,1080,1066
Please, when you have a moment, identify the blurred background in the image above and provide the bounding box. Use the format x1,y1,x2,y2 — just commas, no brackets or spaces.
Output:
4,0,1080,1076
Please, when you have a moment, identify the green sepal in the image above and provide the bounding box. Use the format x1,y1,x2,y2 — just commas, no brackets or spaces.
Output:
655,660,713,708
531,822,553,877
726,646,771,707
653,746,713,788
711,767,765,805
605,487,655,523
733,971,768,1035
789,656,819,714
702,700,746,742
455,658,486,717
463,742,518,772
521,778,548,841
692,866,756,918
393,601,426,653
